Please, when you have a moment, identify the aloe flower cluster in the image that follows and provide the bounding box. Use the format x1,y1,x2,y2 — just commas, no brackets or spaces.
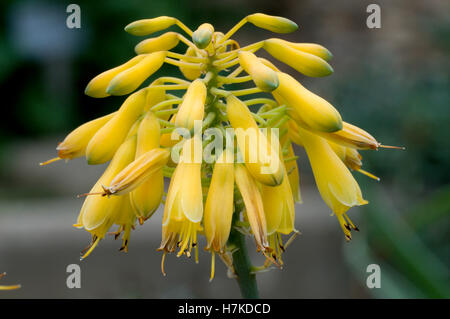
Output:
42,13,400,279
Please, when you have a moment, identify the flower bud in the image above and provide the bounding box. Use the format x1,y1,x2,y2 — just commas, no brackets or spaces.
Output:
226,95,284,186
106,52,166,96
175,79,206,130
264,38,333,77
125,16,177,36
130,111,165,221
85,55,146,98
286,42,332,61
135,32,180,54
247,13,298,34
238,51,279,92
53,112,115,161
86,89,147,164
179,46,203,80
192,23,214,49
273,72,343,133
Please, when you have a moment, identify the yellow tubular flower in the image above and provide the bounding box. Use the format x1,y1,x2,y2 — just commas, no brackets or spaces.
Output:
273,72,343,133
84,55,146,98
226,95,284,186
235,164,269,254
264,38,333,77
135,32,180,54
103,147,170,196
125,16,177,36
130,111,165,222
247,13,298,34
285,42,333,61
158,137,203,266
328,141,380,181
40,112,115,165
261,166,296,265
106,52,167,96
175,79,206,130
296,126,368,241
179,46,203,80
192,23,214,49
261,168,295,236
238,51,279,92
86,89,147,164
204,150,235,253
76,135,137,258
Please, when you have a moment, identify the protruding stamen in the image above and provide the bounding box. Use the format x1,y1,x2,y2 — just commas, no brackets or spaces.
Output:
344,213,359,232
209,251,215,282
39,157,62,166
80,237,100,260
357,168,380,181
76,191,107,198
379,144,406,150
161,252,167,276
284,229,300,249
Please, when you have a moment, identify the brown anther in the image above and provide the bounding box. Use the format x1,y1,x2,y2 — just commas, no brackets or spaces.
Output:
344,224,351,231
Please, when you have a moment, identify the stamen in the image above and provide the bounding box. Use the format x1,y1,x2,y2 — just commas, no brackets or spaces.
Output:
80,237,100,260
209,250,215,282
357,169,380,181
0,284,21,290
379,144,406,150
39,157,62,166
344,214,359,231
194,231,199,264
337,214,352,241
284,229,300,249
161,252,167,276
76,191,107,198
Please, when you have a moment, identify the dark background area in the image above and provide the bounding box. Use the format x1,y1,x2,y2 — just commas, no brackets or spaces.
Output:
0,0,448,298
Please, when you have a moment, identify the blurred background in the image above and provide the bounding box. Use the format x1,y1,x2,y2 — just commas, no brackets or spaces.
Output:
0,0,448,298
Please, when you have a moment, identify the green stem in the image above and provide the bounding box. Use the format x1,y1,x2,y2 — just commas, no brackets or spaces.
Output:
228,226,259,299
